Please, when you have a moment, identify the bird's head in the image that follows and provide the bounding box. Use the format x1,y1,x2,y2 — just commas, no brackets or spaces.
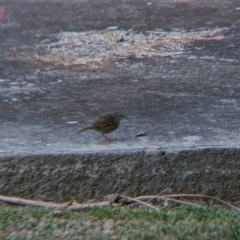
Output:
111,112,127,120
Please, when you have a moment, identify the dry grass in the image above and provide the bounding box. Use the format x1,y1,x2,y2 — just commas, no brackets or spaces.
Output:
2,27,230,69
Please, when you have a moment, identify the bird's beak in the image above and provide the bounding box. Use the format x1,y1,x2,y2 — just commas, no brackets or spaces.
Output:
121,114,128,119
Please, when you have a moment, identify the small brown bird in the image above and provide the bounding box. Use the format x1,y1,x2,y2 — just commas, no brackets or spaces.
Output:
74,112,127,142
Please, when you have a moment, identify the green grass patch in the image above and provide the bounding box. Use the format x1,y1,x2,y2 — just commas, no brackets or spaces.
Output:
0,205,239,240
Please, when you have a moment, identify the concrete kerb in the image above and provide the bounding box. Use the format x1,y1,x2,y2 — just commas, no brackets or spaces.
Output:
0,147,239,202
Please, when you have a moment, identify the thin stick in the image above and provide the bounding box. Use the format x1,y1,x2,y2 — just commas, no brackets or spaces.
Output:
136,196,201,208
136,194,240,212
125,28,134,35
0,193,239,212
118,194,159,211
109,193,119,205
146,188,172,203
0,195,117,210
0,195,64,208
162,194,240,212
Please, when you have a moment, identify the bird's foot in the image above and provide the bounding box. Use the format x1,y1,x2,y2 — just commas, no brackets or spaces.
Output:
102,134,109,142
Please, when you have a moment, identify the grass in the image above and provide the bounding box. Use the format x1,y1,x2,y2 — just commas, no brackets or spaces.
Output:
0,204,240,240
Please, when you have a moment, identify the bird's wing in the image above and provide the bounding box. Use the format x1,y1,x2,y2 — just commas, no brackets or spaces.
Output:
92,114,115,129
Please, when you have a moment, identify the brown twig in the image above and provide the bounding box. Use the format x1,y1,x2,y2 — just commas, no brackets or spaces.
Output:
134,194,240,212
137,196,201,208
109,193,119,205
146,188,172,203
0,194,118,211
118,194,160,211
162,194,240,212
0,195,63,208
0,193,239,212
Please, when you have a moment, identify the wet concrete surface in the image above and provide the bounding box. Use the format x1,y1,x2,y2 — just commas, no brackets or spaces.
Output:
0,0,240,201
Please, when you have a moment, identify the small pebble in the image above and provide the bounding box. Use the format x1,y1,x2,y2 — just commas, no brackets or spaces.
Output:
135,132,147,137
107,26,118,30
66,121,78,124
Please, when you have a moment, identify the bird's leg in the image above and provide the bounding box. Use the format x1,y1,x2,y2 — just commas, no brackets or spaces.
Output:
102,133,111,142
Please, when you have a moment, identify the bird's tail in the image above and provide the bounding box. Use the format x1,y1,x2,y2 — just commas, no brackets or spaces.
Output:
71,126,92,138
